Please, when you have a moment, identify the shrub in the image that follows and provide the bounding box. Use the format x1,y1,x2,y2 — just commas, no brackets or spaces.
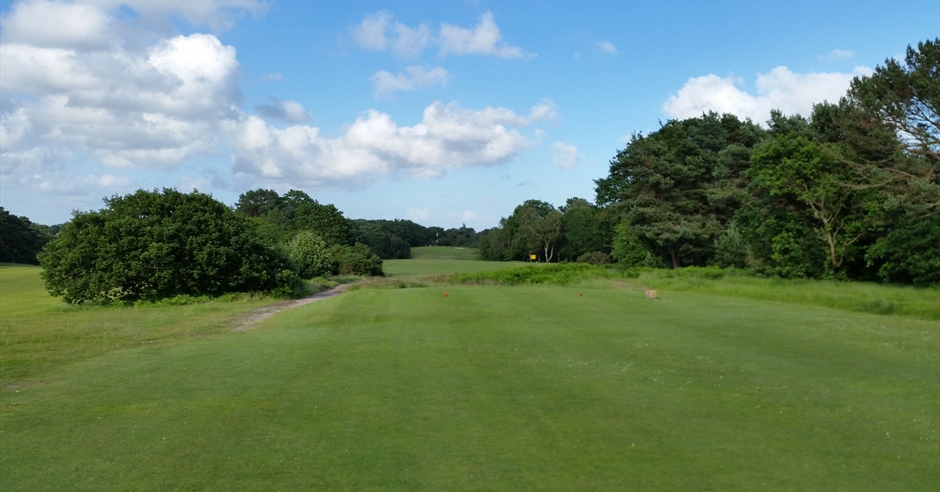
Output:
577,251,611,265
289,230,331,279
39,189,303,304
329,243,384,276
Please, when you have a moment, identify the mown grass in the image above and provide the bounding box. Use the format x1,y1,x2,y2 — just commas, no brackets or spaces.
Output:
636,267,940,320
1,282,937,490
409,246,482,260
385,247,527,278
0,265,272,386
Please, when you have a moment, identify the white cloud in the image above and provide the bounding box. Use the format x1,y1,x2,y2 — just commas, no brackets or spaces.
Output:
254,98,312,123
598,41,617,54
351,10,529,59
233,100,555,187
260,72,282,81
551,141,579,169
460,210,477,222
0,0,256,197
405,207,432,222
662,66,873,124
439,11,527,59
351,11,430,58
371,66,452,98
821,48,855,61
0,0,112,50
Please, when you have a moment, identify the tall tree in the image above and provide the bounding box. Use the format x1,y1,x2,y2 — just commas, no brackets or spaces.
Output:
596,112,764,268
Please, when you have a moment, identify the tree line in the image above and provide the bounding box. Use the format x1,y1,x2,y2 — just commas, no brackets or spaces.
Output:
478,40,938,284
5,40,936,303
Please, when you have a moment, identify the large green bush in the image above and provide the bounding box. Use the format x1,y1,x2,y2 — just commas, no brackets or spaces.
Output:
328,243,384,276
289,230,331,279
39,189,303,304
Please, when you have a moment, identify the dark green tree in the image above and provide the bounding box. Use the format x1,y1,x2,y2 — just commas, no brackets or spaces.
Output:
0,208,49,265
596,112,764,268
39,189,301,304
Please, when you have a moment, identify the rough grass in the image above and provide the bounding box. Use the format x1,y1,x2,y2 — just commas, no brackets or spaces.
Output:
451,262,610,285
1,283,937,490
0,265,271,385
637,267,940,320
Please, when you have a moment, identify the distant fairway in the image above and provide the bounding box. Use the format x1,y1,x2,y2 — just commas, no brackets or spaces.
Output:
384,246,528,277
1,261,938,490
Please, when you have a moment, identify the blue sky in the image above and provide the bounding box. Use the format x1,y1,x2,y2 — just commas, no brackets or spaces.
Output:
1,0,937,229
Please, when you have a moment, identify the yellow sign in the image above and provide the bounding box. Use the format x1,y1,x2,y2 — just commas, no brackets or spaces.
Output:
530,254,537,260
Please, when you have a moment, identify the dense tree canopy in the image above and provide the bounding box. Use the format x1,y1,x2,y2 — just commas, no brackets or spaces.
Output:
40,189,302,304
0,207,54,265
587,39,939,283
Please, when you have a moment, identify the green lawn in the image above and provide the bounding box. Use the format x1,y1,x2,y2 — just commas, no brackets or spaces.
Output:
1,262,938,490
384,246,528,278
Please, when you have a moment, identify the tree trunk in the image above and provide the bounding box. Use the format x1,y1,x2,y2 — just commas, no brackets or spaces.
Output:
671,251,679,269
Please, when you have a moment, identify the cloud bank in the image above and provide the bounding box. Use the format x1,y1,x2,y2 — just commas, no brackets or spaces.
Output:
0,1,554,202
233,100,557,187
663,66,872,124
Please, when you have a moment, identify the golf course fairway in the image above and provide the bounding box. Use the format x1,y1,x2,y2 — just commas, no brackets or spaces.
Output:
1,258,938,490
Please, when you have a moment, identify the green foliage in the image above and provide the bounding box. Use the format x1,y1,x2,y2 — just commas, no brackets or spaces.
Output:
0,207,51,265
559,201,612,261
328,242,384,276
39,189,302,304
576,251,611,265
712,223,748,268
288,230,331,279
436,224,479,247
451,263,609,285
353,220,411,259
849,39,939,167
596,112,765,268
610,221,649,268
866,214,940,284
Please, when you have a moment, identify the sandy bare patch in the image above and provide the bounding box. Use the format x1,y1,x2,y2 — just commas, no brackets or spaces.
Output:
232,284,351,332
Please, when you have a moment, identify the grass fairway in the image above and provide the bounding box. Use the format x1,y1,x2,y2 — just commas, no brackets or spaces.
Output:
384,246,528,278
2,262,938,490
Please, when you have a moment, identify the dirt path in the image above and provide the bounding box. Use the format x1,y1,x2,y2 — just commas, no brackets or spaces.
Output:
232,284,352,331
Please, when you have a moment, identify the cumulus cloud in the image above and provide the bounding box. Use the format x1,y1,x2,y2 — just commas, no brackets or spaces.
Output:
597,41,617,54
460,210,477,221
0,0,260,197
254,98,312,123
439,11,528,59
351,10,529,59
351,11,431,58
552,141,579,169
371,65,452,98
662,66,872,124
233,100,556,187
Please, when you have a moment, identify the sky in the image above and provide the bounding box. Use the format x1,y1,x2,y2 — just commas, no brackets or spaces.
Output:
1,0,937,229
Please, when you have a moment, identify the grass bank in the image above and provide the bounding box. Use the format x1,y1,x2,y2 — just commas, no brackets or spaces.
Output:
636,267,940,320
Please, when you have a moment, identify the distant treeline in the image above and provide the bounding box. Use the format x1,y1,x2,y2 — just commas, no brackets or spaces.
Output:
0,207,62,265
478,40,938,284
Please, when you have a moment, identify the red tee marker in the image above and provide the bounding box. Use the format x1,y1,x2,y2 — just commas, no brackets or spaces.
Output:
444,293,448,297
579,293,583,297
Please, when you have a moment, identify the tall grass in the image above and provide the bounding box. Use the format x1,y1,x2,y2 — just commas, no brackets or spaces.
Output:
638,267,940,320
451,263,610,285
